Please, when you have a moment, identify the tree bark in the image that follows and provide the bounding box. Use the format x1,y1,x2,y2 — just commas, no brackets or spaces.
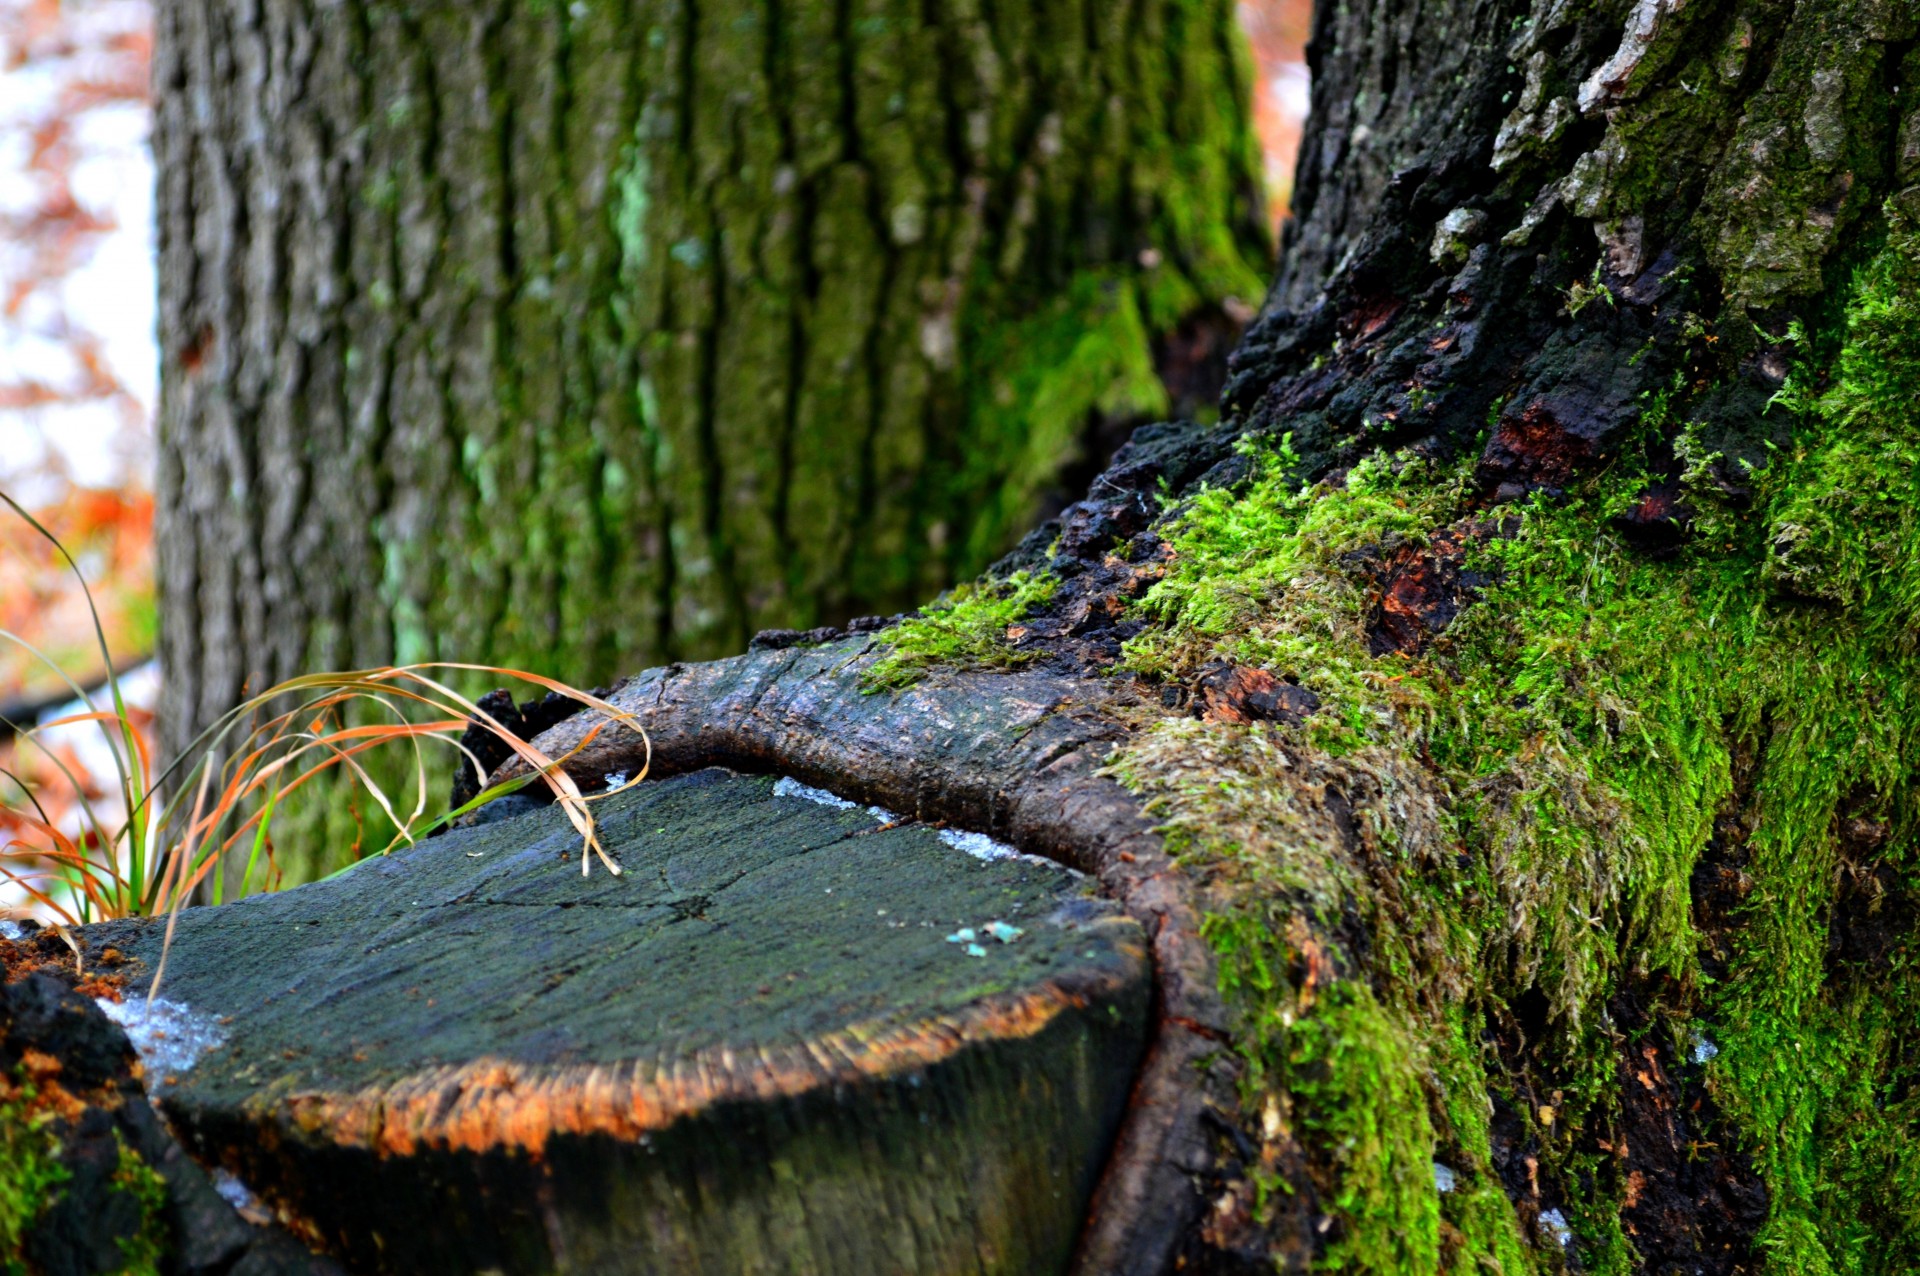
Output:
151,0,1270,766
496,0,1920,1269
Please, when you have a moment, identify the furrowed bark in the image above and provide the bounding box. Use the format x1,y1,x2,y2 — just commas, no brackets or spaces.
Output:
151,0,1270,790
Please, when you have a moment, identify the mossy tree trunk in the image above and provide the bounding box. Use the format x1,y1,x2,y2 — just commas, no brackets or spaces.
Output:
1057,0,1919,1267
151,0,1269,776
666,0,1914,1268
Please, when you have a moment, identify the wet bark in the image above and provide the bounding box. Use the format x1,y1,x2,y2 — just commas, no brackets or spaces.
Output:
152,0,1269,768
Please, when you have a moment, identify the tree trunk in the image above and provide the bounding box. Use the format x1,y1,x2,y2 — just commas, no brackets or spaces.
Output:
488,0,1920,1269
151,0,1269,767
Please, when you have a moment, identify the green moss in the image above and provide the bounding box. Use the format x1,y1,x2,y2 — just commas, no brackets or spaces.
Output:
1124,439,1467,712
0,1086,67,1271
1762,207,1920,607
948,0,1271,572
1287,984,1441,1272
863,571,1057,692
110,1135,168,1276
1423,1004,1542,1273
0,1085,171,1275
1104,199,1920,1271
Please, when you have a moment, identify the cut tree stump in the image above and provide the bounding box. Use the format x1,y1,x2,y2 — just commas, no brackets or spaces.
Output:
88,769,1151,1275
481,643,1244,1276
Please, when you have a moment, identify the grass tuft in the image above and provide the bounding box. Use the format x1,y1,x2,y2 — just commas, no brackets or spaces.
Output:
0,493,651,933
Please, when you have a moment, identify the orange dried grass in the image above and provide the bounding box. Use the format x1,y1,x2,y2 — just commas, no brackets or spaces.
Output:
0,493,650,936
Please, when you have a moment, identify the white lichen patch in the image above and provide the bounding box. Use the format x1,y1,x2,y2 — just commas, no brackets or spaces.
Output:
97,995,227,1086
773,776,861,811
937,828,1023,862
1430,207,1489,266
1493,50,1574,171
773,775,1058,867
1578,0,1678,114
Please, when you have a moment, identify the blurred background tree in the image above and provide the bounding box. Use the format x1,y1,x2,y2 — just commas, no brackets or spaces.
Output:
152,0,1270,766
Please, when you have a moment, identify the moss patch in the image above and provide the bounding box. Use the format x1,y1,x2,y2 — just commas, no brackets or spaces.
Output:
0,1083,67,1271
863,571,1059,691
956,273,1174,569
1286,983,1442,1272
1103,199,1920,1270
110,1135,167,1276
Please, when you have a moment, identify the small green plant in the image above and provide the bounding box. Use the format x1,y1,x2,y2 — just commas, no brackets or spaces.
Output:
1562,260,1615,316
0,493,651,934
109,1134,167,1276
